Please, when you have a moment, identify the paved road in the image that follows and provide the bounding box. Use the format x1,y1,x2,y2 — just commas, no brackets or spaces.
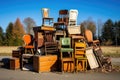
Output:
0,56,120,80
0,68,120,80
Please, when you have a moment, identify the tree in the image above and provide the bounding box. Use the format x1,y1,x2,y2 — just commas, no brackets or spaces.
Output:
113,21,120,45
23,17,36,35
5,22,14,46
0,26,4,46
80,22,86,36
12,18,25,46
117,21,120,45
80,17,96,38
101,19,114,45
97,19,103,39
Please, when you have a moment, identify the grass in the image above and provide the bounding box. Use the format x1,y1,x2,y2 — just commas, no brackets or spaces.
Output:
0,46,18,56
101,46,120,58
0,46,120,57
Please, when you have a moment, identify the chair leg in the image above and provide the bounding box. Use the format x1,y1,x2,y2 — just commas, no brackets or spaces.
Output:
76,59,78,72
85,60,87,71
31,49,34,54
25,49,27,54
61,61,63,73
82,60,85,71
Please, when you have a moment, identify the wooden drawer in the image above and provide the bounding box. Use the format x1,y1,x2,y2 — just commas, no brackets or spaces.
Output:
12,50,21,58
33,55,57,73
10,58,20,70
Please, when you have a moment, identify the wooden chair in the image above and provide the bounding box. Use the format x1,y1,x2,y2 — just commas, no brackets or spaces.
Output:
69,9,78,26
85,29,100,46
74,42,87,72
93,46,112,72
60,37,75,73
23,34,34,54
54,10,69,40
58,9,69,26
54,22,66,40
42,8,53,26
44,31,58,55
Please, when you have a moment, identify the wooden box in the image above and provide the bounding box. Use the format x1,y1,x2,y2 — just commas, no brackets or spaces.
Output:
12,50,21,58
33,55,57,73
10,58,20,70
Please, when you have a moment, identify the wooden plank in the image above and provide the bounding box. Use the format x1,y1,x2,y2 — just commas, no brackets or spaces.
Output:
86,48,99,69
40,55,57,62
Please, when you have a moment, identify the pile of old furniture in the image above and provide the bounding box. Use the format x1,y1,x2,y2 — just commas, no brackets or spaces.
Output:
10,8,112,73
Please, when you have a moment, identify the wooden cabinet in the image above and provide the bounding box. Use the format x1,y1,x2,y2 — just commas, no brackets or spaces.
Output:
33,55,57,73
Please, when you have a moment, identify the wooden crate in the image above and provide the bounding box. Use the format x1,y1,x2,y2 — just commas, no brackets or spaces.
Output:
33,55,57,73
10,58,20,70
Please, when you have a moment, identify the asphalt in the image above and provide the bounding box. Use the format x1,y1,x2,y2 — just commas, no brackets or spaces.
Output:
0,68,120,80
0,56,120,80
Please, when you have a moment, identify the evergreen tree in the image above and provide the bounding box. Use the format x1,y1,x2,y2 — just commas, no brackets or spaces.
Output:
101,19,114,45
0,26,4,46
5,22,14,46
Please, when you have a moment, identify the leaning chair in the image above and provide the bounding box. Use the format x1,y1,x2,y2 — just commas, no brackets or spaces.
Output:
85,29,100,47
23,34,34,54
60,37,75,73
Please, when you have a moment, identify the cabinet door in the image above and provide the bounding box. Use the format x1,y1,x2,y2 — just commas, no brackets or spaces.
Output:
38,33,44,48
86,48,99,69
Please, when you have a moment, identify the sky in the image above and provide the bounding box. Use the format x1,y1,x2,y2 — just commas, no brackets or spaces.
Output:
0,0,120,32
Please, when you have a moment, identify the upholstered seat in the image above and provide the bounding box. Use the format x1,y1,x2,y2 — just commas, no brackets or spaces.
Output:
85,29,100,46
23,34,34,54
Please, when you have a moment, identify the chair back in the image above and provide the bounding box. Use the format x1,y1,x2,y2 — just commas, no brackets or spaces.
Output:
84,29,93,42
60,37,71,47
58,10,69,25
42,8,49,18
69,9,78,25
23,34,33,46
59,10,69,18
75,42,86,58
